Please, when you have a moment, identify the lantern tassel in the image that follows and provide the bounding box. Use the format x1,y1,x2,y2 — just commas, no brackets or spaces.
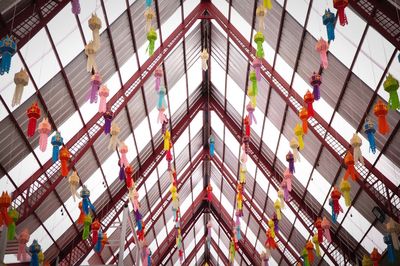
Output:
52,145,60,162
27,118,37,137
388,90,399,110
326,23,335,42
378,116,390,134
71,0,80,14
263,0,272,9
7,222,16,240
337,8,348,26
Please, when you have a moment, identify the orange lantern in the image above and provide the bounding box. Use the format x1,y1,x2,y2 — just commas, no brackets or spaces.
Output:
305,240,314,263
373,100,390,134
304,91,315,118
299,107,308,134
343,151,357,181
59,146,70,177
370,248,381,266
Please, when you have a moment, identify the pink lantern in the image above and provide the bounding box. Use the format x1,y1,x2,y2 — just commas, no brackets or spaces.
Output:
315,38,329,69
119,143,129,167
98,85,109,113
38,118,51,152
321,217,332,243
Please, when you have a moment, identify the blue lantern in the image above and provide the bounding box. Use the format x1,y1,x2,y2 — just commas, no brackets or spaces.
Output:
322,9,335,42
0,35,17,75
363,118,376,154
209,135,215,157
51,131,63,162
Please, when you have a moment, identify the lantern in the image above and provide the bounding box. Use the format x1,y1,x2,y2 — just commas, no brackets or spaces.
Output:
350,133,363,165
310,72,322,101
29,240,41,266
82,214,92,240
274,199,281,220
37,118,51,152
254,32,265,58
249,70,258,98
244,115,251,137
333,0,349,26
284,168,293,192
384,74,399,110
253,57,262,81
247,85,257,107
340,179,351,207
247,102,257,125
235,211,241,240
157,85,167,112
27,102,41,137
241,143,248,164
101,232,108,251
59,146,70,177
322,9,335,41
134,209,143,230
17,229,30,261
301,248,310,266
272,213,279,233
80,186,96,215
268,219,275,238
91,219,101,245
306,240,314,263
315,38,329,69
265,229,277,250
69,171,80,201
38,251,44,266
229,238,236,263
236,184,243,216
51,131,63,162
207,220,212,248
119,142,129,168
200,48,209,71
278,188,285,209
71,0,80,14
362,255,373,266
209,135,215,157
89,13,102,49
312,234,321,257
263,0,272,10
161,116,168,134
330,187,343,222
89,73,101,103
260,250,269,266
304,90,315,118
94,229,103,253
12,68,29,106
77,202,85,224
386,218,400,250
290,137,300,162
373,100,390,134
321,217,332,242
207,183,213,202
109,122,121,150
0,35,17,75
370,248,381,266
242,135,250,155
98,85,109,113
343,151,357,181
125,165,134,189
147,27,157,56
85,41,98,73
7,208,18,240
315,218,323,243
286,151,295,174
144,7,155,33
364,118,377,154
103,111,113,135
130,187,140,211
383,233,396,263
298,108,308,135
154,65,163,92
164,130,171,151
281,180,289,202
239,163,247,184
256,5,266,32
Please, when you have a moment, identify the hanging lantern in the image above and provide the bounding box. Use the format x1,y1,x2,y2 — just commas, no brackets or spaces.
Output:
321,217,332,243
312,234,321,257
89,73,102,104
310,72,322,101
315,218,323,243
383,74,399,110
103,111,113,135
239,163,247,184
7,208,18,240
281,180,289,202
161,116,168,134
101,232,108,252
236,183,243,217
69,171,80,201
0,35,17,75
109,122,121,150
12,68,29,106
209,135,215,157
29,240,41,266
71,0,80,15
330,187,343,222
370,248,381,266
89,13,102,49
119,142,129,168
98,85,109,113
200,48,209,71
340,179,351,207
260,250,269,266
263,0,272,10
38,251,44,266
286,151,295,174
290,137,300,163
315,38,329,69
278,188,285,209
82,214,92,240
246,102,257,125
265,229,277,250
85,41,98,73
94,229,103,253
147,27,157,56
77,202,85,224
154,65,163,92
80,186,96,215
158,106,168,124
363,118,376,154
350,133,363,165
244,115,251,137
256,5,266,32
386,218,400,250
242,135,250,155
362,255,373,266
125,165,134,189
130,187,140,212
229,238,236,263
254,32,265,58
322,9,335,42
333,0,349,26
294,123,305,151
37,118,51,152
284,168,293,192
144,7,155,33
253,58,262,81
298,108,308,135
26,102,41,137
235,211,241,240
383,233,396,263
274,199,281,220
59,146,70,177
51,131,63,162
164,129,171,151
301,248,310,266
247,85,257,107
206,183,213,202
304,90,315,118
17,229,30,261
305,240,314,263
157,85,167,111
145,0,152,8
272,213,279,233
241,143,248,164
268,219,275,238
373,100,390,134
343,151,357,181
91,219,101,245
250,70,258,99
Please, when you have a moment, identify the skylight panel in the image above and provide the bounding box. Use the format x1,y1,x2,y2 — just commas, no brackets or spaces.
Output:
211,111,224,139
274,54,294,84
8,152,40,188
185,237,196,257
43,205,73,241
190,110,203,136
156,225,168,248
183,0,200,17
161,6,182,39
104,0,126,24
105,71,123,99
262,118,280,153
168,74,187,115
172,128,189,157
307,170,332,206
84,168,106,202
211,57,226,97
145,169,158,192
221,192,234,215
377,50,400,102
286,0,310,26
230,7,252,40
361,225,386,253
133,117,151,153
57,111,84,143
375,155,400,186
31,225,53,252
226,75,245,113
120,55,138,84
187,59,202,96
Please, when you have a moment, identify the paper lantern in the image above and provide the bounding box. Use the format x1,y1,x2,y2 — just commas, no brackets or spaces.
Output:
304,90,315,118
89,14,102,49
315,218,323,243
69,171,80,202
29,240,41,266
333,0,348,26
322,9,335,42
131,187,140,211
310,72,322,100
38,251,44,266
125,165,134,189
229,238,236,263
268,219,275,238
0,35,17,75
278,188,285,209
362,255,373,266
274,199,281,220
386,218,400,250
247,85,257,107
154,65,163,92
254,32,265,58
235,211,241,240
26,102,41,137
256,5,266,32
146,0,152,8
301,248,310,266
263,0,272,9
200,48,209,71
321,217,332,243
298,108,308,135
272,213,280,233
286,151,295,174
59,146,70,177
343,151,357,181
17,229,30,261
260,250,269,266
164,129,171,151
312,234,321,257
370,248,381,266
144,7,155,33
209,135,215,157
80,186,96,215
340,179,351,207
242,135,250,156
290,137,301,162
161,116,168,134
71,0,80,14
253,59,262,83
374,100,390,134
244,115,251,137
101,232,108,251
119,142,129,168
7,208,18,240
109,122,121,150
98,85,109,113
265,229,277,250
249,70,258,99
239,163,247,184
88,73,101,103
350,133,363,165
284,168,293,192
363,118,376,154
236,184,243,216
91,219,101,245
206,183,213,202
246,102,257,125
85,41,98,73
12,68,29,106
94,229,103,253
306,240,314,263
315,38,329,69
384,233,396,263
157,85,167,111
241,143,248,164
330,187,343,222
281,180,289,202
51,131,63,162
82,214,92,240
147,28,157,56
77,202,84,224
103,111,113,135
383,74,399,110
37,118,51,152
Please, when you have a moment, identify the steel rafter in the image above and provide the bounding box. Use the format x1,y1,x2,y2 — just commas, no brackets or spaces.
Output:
206,1,399,221
11,3,206,226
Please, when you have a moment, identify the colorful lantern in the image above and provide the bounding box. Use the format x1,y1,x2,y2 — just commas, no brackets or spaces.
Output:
322,9,335,42
77,202,85,224
207,183,213,202
333,0,349,26
321,217,332,243
284,168,293,192
265,229,277,250
306,240,314,263
17,229,30,261
235,211,241,240
98,85,109,113
7,208,18,240
29,240,41,266
331,187,343,222
71,0,80,15
59,146,70,177
301,248,310,266
103,111,113,135
286,151,295,174
12,68,29,106
119,142,129,168
88,73,101,103
364,118,376,154
147,28,157,56
37,118,51,152
254,32,265,58
383,74,399,110
80,186,96,215
260,250,269,266
68,171,80,201
91,219,101,245
27,102,41,137
51,131,63,162
250,70,258,97
247,85,257,107
315,218,323,243
229,238,236,263
253,58,262,81
164,129,171,151
247,102,257,125
362,255,373,266
109,122,120,150
236,184,243,217
101,232,108,251
241,142,248,164
315,38,329,69
340,179,351,207
38,251,44,266
157,85,167,112
209,135,215,157
304,90,315,118
154,65,163,92
130,186,140,211
263,0,272,10
386,218,400,250
384,233,396,263
274,199,281,220
298,108,308,135
239,164,247,184
281,180,289,202
350,133,363,165
268,219,275,238
370,248,381,266
373,100,390,134
125,165,134,189
0,35,17,75
94,229,103,253
312,233,321,257
256,5,266,32
310,72,322,100
89,13,102,49
85,41,98,73
200,48,209,71
82,214,92,240
278,188,285,209
144,7,155,33
161,116,168,134
343,151,357,181
290,137,300,163
272,213,279,233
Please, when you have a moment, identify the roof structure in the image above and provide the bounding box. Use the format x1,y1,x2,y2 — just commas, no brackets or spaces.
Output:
0,0,399,265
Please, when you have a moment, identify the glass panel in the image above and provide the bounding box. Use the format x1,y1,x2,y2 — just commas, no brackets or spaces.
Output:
104,0,126,24
134,117,151,153
286,0,310,26
8,152,40,187
30,225,53,252
168,74,187,115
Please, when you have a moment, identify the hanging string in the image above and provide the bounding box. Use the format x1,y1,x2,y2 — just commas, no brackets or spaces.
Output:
9,0,19,35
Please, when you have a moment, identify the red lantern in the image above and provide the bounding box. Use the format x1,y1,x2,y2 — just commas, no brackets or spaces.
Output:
206,183,213,202
91,219,101,245
59,146,70,177
373,100,390,134
78,202,85,224
304,91,315,118
0,191,11,226
244,115,250,137
125,165,134,189
315,217,323,243
27,102,41,137
370,248,381,266
343,151,357,181
333,0,349,26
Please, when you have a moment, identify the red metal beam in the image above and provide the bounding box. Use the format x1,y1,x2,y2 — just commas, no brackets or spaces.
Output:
183,236,207,266
11,3,207,226
206,2,399,221
210,238,231,266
